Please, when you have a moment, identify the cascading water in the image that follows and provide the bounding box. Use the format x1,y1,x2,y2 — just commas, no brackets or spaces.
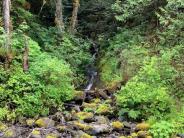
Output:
84,43,98,92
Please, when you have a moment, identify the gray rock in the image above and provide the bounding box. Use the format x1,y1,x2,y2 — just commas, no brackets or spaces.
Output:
90,124,111,135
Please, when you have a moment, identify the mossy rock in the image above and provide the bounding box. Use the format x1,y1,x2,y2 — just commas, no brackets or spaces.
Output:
83,102,97,110
35,117,55,128
46,133,59,138
30,129,41,138
80,133,93,138
137,131,148,138
0,122,8,132
75,112,94,121
146,136,152,138
26,119,35,126
74,90,85,100
4,128,15,138
96,104,112,115
95,116,109,124
111,121,124,130
56,125,67,132
131,132,138,137
91,98,101,104
74,121,92,131
136,122,150,131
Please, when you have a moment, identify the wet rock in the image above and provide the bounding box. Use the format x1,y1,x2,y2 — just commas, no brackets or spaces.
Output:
136,122,150,131
29,129,41,138
35,117,55,128
96,104,112,115
74,112,94,121
90,124,111,135
26,119,35,127
95,116,109,124
111,121,124,130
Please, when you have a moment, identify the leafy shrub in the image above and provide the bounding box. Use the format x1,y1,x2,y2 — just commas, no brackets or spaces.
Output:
149,121,175,138
30,53,74,105
0,67,47,118
117,57,175,120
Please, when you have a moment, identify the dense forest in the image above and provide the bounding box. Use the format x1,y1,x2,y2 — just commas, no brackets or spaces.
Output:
0,0,184,137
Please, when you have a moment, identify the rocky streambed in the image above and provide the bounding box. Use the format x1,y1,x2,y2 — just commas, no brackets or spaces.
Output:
0,85,152,138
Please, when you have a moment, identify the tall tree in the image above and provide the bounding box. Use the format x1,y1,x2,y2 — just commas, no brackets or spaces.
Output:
3,0,12,69
69,0,80,33
55,0,64,31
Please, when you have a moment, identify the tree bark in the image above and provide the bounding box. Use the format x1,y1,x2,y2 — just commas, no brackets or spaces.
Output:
55,0,64,31
3,0,12,69
69,0,80,34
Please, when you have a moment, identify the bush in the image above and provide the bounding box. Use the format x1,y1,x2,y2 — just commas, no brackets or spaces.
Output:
0,67,47,118
149,121,175,138
117,57,175,120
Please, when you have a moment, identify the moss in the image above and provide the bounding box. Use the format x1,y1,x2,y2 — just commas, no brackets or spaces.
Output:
74,121,92,131
26,119,35,126
0,122,8,132
75,112,94,120
46,133,58,138
96,104,112,115
80,133,92,138
136,122,150,131
112,121,124,130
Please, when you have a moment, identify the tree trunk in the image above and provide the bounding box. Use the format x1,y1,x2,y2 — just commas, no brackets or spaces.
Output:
69,0,80,34
23,36,29,72
3,0,12,69
55,0,64,31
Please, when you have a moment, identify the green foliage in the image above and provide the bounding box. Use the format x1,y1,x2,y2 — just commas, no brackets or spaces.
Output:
117,57,175,120
149,121,175,138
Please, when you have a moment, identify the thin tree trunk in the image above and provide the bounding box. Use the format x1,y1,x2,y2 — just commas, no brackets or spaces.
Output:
3,0,12,69
69,0,80,34
55,0,64,31
23,36,29,72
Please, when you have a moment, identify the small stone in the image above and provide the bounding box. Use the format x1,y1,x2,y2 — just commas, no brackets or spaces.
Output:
75,112,94,121
136,122,150,131
26,119,35,127
35,117,55,128
111,121,124,130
